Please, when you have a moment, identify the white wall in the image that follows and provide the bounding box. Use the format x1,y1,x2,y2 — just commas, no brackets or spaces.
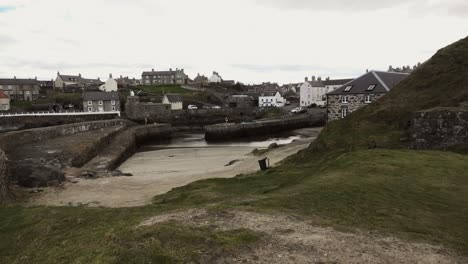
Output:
162,96,182,110
259,92,285,107
300,82,328,107
208,73,222,83
100,77,118,92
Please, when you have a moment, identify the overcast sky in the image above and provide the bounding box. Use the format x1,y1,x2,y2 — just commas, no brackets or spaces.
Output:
0,0,467,84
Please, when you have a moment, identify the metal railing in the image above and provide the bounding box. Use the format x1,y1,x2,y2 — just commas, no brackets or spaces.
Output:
0,111,121,117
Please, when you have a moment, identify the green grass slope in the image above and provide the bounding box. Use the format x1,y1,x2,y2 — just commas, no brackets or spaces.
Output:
1,37,468,262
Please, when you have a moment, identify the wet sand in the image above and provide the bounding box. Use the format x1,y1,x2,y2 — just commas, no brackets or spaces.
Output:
31,128,321,207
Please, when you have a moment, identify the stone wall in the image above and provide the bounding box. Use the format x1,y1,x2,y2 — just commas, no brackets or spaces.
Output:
0,113,120,133
327,93,385,122
125,96,172,121
83,124,172,173
409,109,468,150
0,149,11,203
205,114,325,141
0,119,130,152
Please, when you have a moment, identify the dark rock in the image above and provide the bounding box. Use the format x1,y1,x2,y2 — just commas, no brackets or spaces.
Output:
12,163,65,188
268,143,279,149
111,170,123,177
80,171,97,179
47,180,61,187
122,173,133,177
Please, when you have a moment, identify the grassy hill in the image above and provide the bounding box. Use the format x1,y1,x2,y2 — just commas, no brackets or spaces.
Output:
1,37,468,262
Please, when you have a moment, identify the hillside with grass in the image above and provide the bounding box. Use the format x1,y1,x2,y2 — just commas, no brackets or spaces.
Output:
1,37,468,263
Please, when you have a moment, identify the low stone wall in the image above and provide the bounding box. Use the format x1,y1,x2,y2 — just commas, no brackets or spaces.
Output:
205,114,325,141
0,114,120,133
83,124,172,173
409,109,468,150
0,149,10,203
0,119,131,152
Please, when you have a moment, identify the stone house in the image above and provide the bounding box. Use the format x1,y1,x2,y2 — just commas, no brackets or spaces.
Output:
193,73,208,85
162,94,183,110
126,96,172,120
99,74,118,92
82,91,120,112
0,77,40,101
258,92,286,107
0,90,11,111
55,72,103,92
326,71,409,122
116,76,140,88
226,95,255,108
141,68,188,85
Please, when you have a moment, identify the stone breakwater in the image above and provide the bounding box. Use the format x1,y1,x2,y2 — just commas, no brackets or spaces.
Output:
409,108,468,150
0,119,131,152
83,124,172,175
205,114,325,141
0,113,120,133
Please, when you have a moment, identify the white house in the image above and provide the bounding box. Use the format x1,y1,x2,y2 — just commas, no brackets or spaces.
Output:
162,94,183,110
258,92,285,107
300,77,326,107
208,71,223,83
0,90,11,111
100,74,118,92
300,76,352,107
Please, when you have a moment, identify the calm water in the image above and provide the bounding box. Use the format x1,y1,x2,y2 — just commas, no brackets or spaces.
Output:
139,127,322,152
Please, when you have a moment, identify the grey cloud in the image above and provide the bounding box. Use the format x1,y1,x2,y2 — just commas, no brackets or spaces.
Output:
255,0,468,16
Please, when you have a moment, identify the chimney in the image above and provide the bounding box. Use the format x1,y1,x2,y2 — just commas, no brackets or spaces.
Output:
120,75,123,78
109,73,113,78
181,68,184,72
35,76,37,80
152,68,154,72
318,76,322,81
326,77,330,81
57,71,60,76
389,65,393,71
366,69,369,73
79,73,81,78
305,77,308,82
14,76,16,79
312,76,316,81
170,68,172,71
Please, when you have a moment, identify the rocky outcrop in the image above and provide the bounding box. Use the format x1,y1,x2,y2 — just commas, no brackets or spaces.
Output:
0,149,11,202
409,109,468,150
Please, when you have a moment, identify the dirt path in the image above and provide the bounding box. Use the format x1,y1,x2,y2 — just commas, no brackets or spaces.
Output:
139,209,467,264
30,137,312,207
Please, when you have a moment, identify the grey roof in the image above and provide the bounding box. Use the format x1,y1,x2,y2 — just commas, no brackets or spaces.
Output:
306,81,325,87
82,91,120,101
327,71,409,95
142,70,185,76
164,94,182,103
322,79,353,86
59,74,102,84
0,78,39,85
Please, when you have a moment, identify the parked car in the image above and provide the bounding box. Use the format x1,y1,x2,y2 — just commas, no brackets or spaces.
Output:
202,106,211,110
187,105,198,110
307,103,317,108
211,105,221,109
290,107,306,114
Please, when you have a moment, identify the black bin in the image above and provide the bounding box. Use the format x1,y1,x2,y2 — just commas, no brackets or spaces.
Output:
258,158,269,171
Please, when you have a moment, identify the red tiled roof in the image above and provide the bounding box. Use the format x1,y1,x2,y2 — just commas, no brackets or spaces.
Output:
0,90,10,99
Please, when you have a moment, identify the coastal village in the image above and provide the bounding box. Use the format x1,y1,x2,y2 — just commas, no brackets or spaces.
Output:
1,1,468,263
0,64,418,124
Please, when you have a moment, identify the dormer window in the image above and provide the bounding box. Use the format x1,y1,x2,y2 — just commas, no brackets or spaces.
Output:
366,84,377,91
344,85,353,92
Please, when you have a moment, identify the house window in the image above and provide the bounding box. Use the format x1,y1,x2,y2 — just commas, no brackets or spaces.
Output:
344,85,353,92
99,100,103,105
365,95,372,103
341,96,348,104
366,84,377,91
111,100,116,105
88,107,92,112
342,108,348,118
88,101,92,105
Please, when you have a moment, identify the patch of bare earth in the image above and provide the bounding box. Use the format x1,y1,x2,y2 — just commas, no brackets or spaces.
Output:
138,209,467,264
